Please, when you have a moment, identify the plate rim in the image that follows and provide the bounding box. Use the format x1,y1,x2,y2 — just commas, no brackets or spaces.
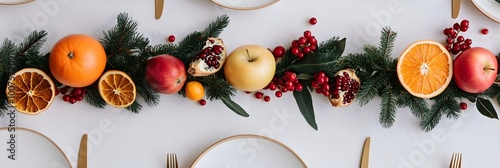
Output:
0,0,34,5
470,0,500,24
0,126,72,168
210,0,280,10
190,134,307,168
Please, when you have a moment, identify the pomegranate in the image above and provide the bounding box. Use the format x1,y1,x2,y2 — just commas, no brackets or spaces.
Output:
328,69,360,107
144,54,186,94
188,37,227,76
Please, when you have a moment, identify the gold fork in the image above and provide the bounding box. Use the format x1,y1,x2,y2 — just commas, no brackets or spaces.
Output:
449,153,462,168
166,153,178,168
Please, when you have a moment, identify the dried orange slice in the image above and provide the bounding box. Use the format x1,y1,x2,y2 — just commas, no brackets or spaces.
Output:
98,70,136,108
185,81,205,101
5,68,56,115
397,40,453,98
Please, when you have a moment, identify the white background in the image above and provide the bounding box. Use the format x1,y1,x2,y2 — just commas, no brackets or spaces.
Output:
1,0,500,167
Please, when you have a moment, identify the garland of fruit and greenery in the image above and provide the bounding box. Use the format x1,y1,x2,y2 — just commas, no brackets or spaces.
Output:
0,13,498,132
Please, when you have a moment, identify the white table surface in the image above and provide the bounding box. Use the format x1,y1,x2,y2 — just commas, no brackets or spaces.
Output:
1,0,500,167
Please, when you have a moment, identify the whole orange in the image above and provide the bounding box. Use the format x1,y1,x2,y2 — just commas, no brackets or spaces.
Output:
49,34,107,87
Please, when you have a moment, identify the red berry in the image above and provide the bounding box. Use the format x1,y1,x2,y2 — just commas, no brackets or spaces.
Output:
55,89,59,95
255,92,264,99
446,38,453,44
73,88,83,95
460,26,468,32
60,87,68,94
309,17,317,25
460,20,469,28
273,46,286,58
295,83,303,92
457,36,464,42
303,30,312,38
275,91,283,98
199,99,206,106
281,87,288,92
311,81,319,88
459,102,467,110
286,72,297,81
168,35,175,42
245,91,252,94
264,96,271,102
302,46,311,54
69,97,77,104
315,76,325,84
76,95,84,101
292,40,300,47
296,52,304,59
453,23,460,30
291,47,300,55
268,83,277,91
481,28,489,35
465,39,472,45
307,36,317,45
309,44,317,51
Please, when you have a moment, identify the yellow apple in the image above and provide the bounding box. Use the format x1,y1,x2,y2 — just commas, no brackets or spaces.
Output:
224,45,276,91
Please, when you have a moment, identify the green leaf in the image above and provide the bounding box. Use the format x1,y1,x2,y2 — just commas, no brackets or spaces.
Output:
293,85,318,130
476,98,499,119
288,38,346,74
220,96,249,117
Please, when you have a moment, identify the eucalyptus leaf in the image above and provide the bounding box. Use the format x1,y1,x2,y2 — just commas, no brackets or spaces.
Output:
476,98,499,119
293,85,318,130
220,96,249,117
288,38,346,74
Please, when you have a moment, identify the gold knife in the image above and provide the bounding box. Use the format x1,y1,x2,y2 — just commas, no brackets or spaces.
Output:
78,134,88,168
155,0,164,20
360,137,370,168
452,0,460,19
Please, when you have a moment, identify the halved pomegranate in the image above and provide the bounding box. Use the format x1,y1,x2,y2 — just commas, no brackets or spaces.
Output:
188,37,227,76
328,69,360,107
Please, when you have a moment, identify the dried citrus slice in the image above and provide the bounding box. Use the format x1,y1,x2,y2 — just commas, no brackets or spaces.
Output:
98,70,136,108
5,68,56,115
397,40,453,98
185,81,205,101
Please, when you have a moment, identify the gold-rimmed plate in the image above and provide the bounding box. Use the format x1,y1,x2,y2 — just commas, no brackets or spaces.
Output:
191,134,307,168
0,127,72,168
0,0,34,5
470,0,500,23
210,0,279,10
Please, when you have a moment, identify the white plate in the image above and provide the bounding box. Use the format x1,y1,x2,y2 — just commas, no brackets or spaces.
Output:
191,134,307,168
471,0,500,23
0,0,33,5
210,0,279,10
0,127,72,168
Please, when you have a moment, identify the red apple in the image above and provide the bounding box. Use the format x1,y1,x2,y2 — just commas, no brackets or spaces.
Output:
144,54,186,94
224,45,276,91
453,47,498,93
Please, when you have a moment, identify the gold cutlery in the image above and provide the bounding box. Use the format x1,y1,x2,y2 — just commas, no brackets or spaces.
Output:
155,0,164,20
449,153,462,168
78,134,88,168
452,0,460,19
166,153,178,168
360,137,370,168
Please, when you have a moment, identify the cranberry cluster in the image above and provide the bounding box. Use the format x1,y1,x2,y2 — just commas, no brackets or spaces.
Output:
443,20,472,55
57,86,86,104
290,30,318,59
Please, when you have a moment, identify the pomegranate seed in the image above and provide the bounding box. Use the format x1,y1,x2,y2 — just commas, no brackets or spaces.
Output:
255,92,264,99
275,91,283,98
309,17,317,25
459,102,467,110
168,35,176,42
199,99,206,106
481,28,489,35
264,96,271,102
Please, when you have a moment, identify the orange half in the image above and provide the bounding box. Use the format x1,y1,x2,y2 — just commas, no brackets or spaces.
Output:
98,70,136,108
397,40,453,99
5,68,56,115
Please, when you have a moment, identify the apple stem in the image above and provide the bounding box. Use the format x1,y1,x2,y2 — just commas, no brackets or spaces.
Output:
484,68,496,71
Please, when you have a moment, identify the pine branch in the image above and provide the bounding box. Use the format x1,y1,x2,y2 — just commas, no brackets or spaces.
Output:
275,50,297,76
378,27,397,59
357,74,385,106
16,30,48,57
202,14,230,38
380,84,397,128
85,87,107,109
125,101,142,113
136,84,160,107
101,13,149,57
0,39,16,78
